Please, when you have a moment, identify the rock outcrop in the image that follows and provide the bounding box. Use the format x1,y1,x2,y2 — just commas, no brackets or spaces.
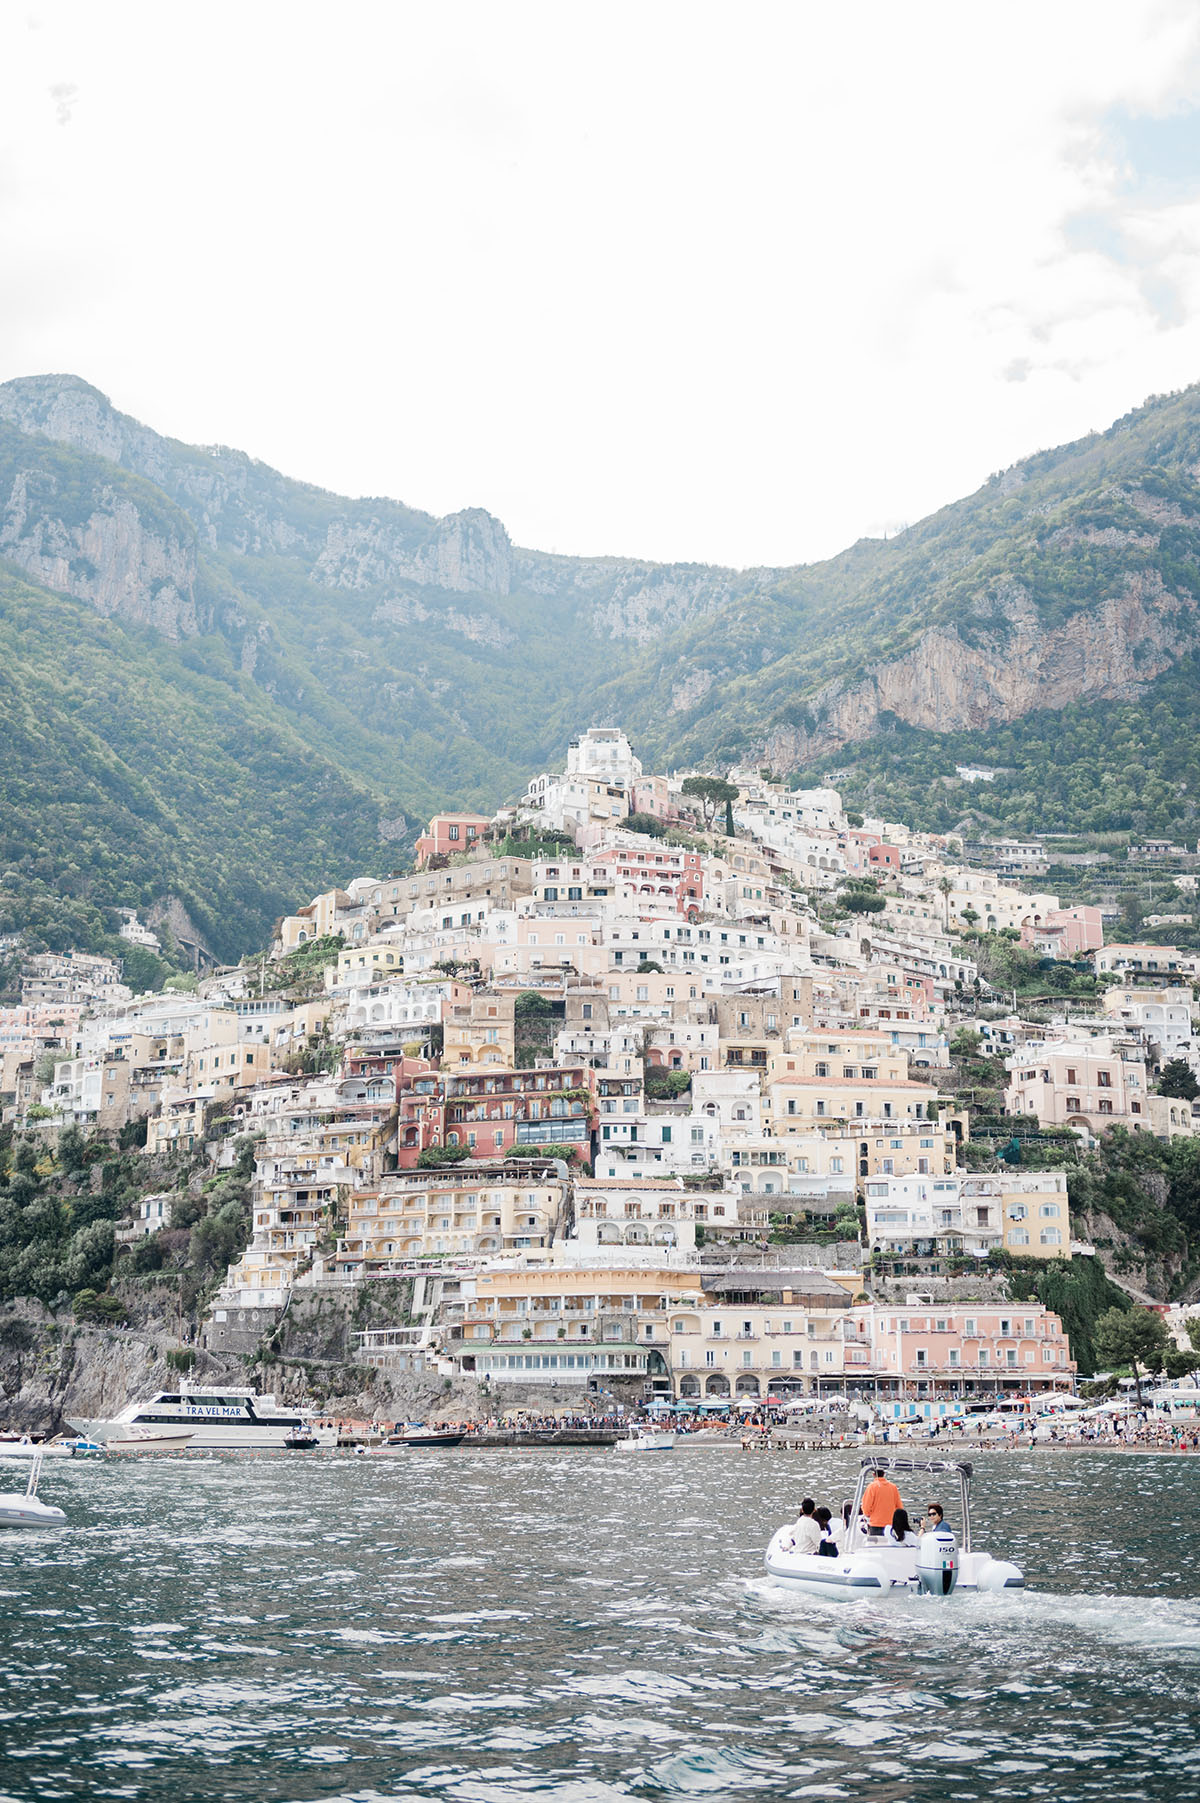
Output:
0,468,204,639
762,571,1195,770
318,507,513,597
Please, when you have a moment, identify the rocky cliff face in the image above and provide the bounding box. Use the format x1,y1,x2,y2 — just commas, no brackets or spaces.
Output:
0,467,204,639
514,547,764,641
761,571,1196,770
316,506,513,597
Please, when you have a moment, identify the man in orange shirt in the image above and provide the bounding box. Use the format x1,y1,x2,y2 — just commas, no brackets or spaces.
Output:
861,1467,902,1538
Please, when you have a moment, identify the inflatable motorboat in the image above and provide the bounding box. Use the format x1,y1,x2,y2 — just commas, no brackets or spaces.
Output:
765,1455,1023,1598
0,1451,66,1530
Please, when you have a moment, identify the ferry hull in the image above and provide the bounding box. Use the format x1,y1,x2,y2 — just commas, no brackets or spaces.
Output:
67,1418,330,1451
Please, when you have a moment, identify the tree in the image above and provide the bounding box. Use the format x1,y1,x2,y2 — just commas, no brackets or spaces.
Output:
1158,1058,1199,1101
1092,1305,1170,1403
72,1287,126,1324
724,797,736,837
623,812,667,839
842,890,885,914
417,1143,470,1167
681,775,738,827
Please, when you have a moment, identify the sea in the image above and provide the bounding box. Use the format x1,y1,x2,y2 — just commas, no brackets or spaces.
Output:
1,1447,1198,1803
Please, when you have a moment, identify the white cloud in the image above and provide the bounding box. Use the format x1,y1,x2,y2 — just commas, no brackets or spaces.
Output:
3,1,1200,567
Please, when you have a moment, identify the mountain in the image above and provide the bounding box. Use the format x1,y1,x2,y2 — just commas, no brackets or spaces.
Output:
5,372,1200,958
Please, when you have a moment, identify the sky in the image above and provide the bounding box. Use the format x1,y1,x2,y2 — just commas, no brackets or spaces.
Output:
6,2,1200,570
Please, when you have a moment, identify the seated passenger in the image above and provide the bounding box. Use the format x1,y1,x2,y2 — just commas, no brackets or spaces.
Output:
920,1501,946,1535
887,1507,920,1546
785,1498,821,1554
814,1506,839,1556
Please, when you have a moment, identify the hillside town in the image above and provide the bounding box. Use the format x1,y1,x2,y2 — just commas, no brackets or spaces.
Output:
7,725,1200,1417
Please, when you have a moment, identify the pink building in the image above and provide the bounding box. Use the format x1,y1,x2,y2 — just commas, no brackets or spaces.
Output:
1005,1035,1149,1137
414,813,492,867
1020,905,1103,960
840,831,901,875
630,775,676,821
846,1301,1076,1394
591,845,704,916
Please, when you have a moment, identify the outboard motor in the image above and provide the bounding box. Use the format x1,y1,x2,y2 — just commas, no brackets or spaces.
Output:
915,1526,958,1596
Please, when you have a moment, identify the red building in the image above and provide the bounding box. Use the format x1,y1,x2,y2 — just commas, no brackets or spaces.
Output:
414,812,492,867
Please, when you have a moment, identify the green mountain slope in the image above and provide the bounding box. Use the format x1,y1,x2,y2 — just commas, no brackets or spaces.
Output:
607,387,1200,768
0,567,395,961
5,372,1200,958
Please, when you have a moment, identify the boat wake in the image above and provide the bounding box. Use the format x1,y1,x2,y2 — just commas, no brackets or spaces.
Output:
745,1574,1200,1658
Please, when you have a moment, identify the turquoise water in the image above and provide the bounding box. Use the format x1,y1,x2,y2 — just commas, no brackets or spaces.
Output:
2,1449,1199,1802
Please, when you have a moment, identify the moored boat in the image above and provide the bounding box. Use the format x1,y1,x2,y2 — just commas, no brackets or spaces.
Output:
371,1426,467,1450
0,1436,80,1459
765,1456,1024,1598
0,1451,66,1529
69,1383,333,1451
614,1425,676,1453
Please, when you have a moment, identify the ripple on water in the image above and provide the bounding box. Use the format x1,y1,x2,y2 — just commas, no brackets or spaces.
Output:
1,1450,1199,1803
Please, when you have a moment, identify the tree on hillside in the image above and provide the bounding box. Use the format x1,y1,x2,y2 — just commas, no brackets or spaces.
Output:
1093,1305,1170,1403
681,775,738,828
1157,1058,1199,1101
842,889,885,914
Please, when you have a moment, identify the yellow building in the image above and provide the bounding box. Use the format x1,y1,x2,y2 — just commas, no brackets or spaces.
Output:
442,990,516,1071
444,1257,704,1394
337,1161,569,1269
669,1269,854,1402
765,1032,943,1135
328,941,404,988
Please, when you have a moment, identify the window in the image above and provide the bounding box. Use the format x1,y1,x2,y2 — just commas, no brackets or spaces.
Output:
1097,1070,1111,1087
1040,1228,1062,1245
1039,1203,1059,1218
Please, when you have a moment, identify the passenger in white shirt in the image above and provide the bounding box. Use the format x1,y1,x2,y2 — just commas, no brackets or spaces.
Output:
785,1498,821,1554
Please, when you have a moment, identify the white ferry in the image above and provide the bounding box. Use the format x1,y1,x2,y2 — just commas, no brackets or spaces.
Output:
68,1384,334,1451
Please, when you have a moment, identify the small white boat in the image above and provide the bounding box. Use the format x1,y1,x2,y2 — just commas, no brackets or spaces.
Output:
0,1437,79,1459
0,1452,66,1529
104,1430,195,1453
765,1456,1024,1598
615,1426,676,1453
